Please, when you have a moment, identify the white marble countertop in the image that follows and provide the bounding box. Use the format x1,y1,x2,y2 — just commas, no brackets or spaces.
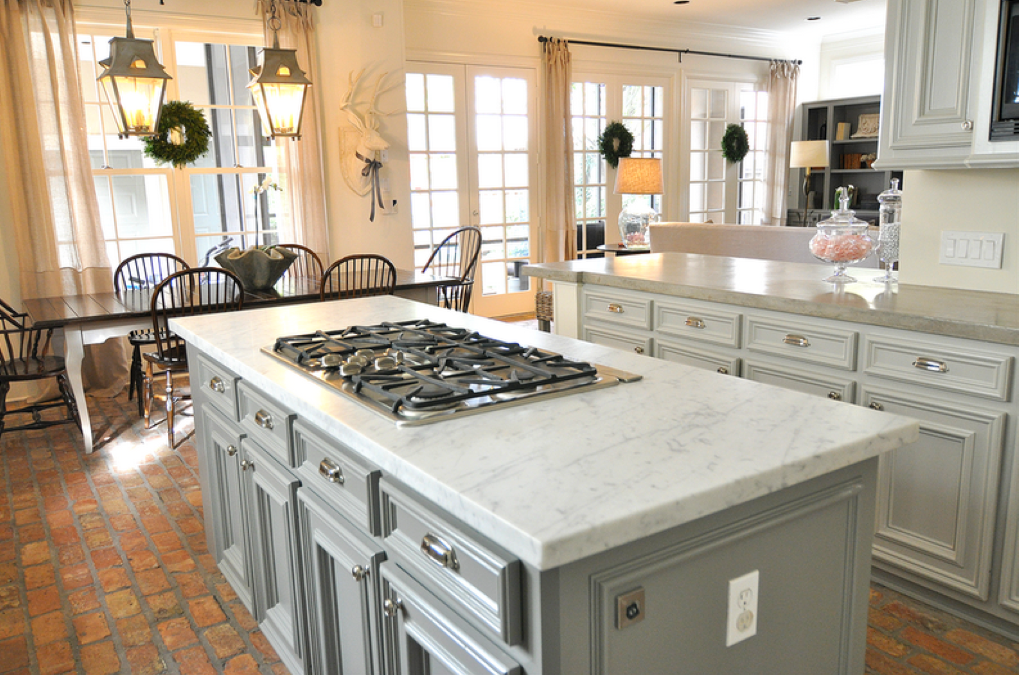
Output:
171,296,918,570
523,253,1019,345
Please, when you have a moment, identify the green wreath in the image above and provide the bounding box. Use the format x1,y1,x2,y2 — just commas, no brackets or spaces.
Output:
721,123,750,164
598,121,634,169
143,101,211,169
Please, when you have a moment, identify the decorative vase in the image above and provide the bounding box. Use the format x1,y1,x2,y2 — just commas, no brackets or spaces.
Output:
808,189,874,283
214,247,297,291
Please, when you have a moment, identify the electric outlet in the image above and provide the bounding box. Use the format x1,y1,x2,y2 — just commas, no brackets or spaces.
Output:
726,570,759,647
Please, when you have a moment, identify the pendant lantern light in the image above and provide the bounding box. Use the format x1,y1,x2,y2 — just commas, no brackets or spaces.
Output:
97,0,172,139
248,0,312,139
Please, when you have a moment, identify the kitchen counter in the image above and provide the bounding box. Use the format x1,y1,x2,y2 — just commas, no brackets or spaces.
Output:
170,295,917,570
522,253,1019,345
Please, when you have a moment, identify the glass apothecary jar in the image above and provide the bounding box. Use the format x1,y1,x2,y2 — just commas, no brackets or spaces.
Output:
808,187,875,283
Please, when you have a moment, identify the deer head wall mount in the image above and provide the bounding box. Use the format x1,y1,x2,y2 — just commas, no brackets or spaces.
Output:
339,69,399,220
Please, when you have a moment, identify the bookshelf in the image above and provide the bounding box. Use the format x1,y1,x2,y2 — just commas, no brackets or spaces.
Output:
791,95,903,225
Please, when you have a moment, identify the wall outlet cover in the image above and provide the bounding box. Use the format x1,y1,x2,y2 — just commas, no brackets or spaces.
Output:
726,570,759,646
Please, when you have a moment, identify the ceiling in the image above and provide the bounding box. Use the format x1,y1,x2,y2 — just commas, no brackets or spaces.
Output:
565,0,888,40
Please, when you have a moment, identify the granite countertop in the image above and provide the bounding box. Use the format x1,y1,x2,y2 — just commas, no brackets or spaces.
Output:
523,253,1019,345
171,296,918,571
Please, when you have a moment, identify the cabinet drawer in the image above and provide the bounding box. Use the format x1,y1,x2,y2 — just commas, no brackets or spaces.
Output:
656,338,740,376
744,359,855,403
237,382,295,467
746,315,858,370
582,289,652,330
380,479,522,646
655,300,741,348
193,354,239,421
583,325,652,356
863,335,1013,402
293,420,381,536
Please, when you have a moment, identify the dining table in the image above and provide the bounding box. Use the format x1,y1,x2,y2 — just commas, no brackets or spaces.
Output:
23,269,459,454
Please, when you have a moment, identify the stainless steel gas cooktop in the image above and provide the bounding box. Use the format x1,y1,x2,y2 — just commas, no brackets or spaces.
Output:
262,319,640,426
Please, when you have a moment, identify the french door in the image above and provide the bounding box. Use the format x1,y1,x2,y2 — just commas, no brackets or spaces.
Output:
406,63,538,318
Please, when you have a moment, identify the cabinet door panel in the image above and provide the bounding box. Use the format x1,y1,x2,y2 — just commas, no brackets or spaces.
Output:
583,324,652,357
864,387,1005,599
199,406,253,609
245,440,304,675
381,564,521,675
656,338,740,376
745,359,855,404
299,487,385,675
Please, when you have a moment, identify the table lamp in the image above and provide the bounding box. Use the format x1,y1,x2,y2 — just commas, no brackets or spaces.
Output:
789,140,829,226
614,157,664,247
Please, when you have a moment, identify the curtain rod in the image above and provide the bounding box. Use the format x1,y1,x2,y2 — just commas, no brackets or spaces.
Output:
537,35,800,65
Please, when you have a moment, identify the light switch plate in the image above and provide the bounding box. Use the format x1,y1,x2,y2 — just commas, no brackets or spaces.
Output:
940,231,1004,268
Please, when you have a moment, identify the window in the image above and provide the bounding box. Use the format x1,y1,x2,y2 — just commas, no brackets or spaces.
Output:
77,21,279,269
687,80,766,225
571,76,669,257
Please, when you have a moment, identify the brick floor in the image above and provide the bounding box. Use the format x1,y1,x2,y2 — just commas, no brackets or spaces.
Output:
3,390,1019,674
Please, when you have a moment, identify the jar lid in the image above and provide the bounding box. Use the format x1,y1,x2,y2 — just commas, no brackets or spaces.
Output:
818,187,867,229
878,178,902,205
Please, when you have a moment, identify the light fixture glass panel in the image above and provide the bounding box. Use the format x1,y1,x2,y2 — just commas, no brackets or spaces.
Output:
505,189,528,223
406,73,426,111
502,116,527,151
431,191,459,228
407,114,427,151
502,78,526,114
257,81,307,136
475,115,502,151
474,76,501,113
426,74,455,112
427,114,456,151
429,153,458,190
409,154,429,190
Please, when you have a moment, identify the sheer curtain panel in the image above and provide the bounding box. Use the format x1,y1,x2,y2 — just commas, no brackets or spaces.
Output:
256,0,329,260
0,0,126,396
763,60,799,225
537,38,576,290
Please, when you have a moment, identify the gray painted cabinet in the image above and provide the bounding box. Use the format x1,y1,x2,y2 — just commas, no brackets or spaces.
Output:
573,282,1019,633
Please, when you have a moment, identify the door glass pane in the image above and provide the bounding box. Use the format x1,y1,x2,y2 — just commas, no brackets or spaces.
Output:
428,115,457,152
426,74,456,112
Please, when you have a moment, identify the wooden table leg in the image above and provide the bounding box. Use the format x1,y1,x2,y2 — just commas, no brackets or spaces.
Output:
60,326,94,453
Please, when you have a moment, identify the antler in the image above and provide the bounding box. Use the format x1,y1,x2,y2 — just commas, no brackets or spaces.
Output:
364,72,400,131
341,69,367,132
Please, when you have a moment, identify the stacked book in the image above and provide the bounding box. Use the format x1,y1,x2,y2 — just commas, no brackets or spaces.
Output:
835,122,852,140
840,153,864,169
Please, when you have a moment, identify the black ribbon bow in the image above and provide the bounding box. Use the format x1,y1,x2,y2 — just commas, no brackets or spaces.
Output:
356,151,385,222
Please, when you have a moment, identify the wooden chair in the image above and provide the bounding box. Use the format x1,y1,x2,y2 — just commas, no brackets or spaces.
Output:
320,254,397,300
144,267,244,449
0,297,80,439
275,243,324,283
113,253,190,416
422,226,482,312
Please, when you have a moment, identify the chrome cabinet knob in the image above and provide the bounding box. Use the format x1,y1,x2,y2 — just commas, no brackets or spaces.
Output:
717,367,728,375
421,533,459,570
226,445,238,457
254,410,274,430
318,459,345,484
351,564,368,582
240,459,253,471
634,346,644,354
209,376,225,393
961,120,973,131
869,402,884,411
383,598,403,618
828,391,842,401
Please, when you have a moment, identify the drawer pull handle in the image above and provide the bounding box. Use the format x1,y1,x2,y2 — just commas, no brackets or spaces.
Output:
351,564,368,582
607,303,624,313
318,459,345,484
783,334,810,348
869,402,884,411
254,410,274,430
226,445,238,457
383,597,403,618
209,376,226,394
686,317,706,329
634,346,644,355
717,366,728,375
828,391,842,401
912,357,948,373
240,459,253,471
421,533,460,571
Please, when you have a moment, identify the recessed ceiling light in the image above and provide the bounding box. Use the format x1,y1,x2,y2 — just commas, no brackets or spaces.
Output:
806,16,821,20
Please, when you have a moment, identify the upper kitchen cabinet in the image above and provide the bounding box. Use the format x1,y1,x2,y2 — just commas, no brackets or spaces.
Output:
877,0,1019,169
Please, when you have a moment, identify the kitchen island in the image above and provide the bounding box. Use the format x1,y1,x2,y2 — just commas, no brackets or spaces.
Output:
524,253,1019,640
171,296,918,674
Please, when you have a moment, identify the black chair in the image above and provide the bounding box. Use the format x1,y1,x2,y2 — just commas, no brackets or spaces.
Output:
144,267,244,449
320,254,397,300
422,226,482,312
275,243,324,284
113,253,190,416
0,298,80,439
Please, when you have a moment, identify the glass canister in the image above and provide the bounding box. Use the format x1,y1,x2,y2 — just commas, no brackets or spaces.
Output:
876,178,902,282
808,186,875,283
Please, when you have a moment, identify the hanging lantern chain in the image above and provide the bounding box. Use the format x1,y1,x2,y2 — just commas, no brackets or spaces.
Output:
123,0,134,39
268,0,283,49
